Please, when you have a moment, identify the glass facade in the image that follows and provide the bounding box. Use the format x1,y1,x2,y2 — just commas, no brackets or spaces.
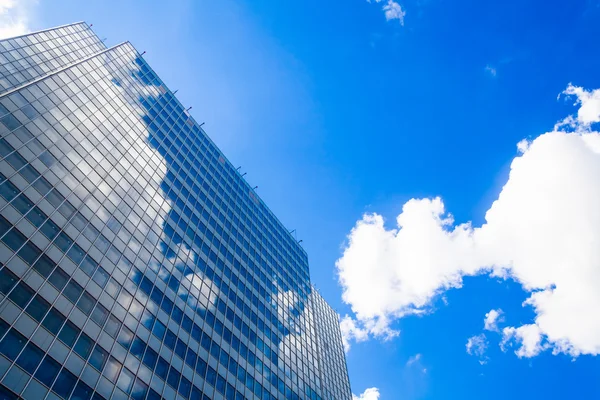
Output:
0,23,351,400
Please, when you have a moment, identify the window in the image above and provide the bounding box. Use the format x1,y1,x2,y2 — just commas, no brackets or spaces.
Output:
33,254,55,277
175,338,186,359
91,303,108,327
74,333,93,359
25,294,50,322
0,267,18,294
77,292,95,315
52,368,77,399
164,329,176,350
155,357,168,380
64,280,83,303
117,326,134,350
179,376,192,399
58,320,79,347
152,320,165,340
206,365,217,386
116,367,135,394
103,356,121,381
15,342,44,374
104,315,120,338
48,268,69,290
130,337,145,359
92,267,108,288
131,378,148,400
0,384,18,400
8,282,34,308
1,228,26,252
0,328,26,360
185,348,197,369
167,366,180,389
89,344,108,371
42,308,65,335
142,346,157,370
71,381,93,400
35,355,61,387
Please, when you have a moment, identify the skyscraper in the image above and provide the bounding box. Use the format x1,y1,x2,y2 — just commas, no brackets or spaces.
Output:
0,22,351,400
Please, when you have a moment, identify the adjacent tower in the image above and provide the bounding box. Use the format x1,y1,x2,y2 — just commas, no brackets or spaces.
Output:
0,22,351,400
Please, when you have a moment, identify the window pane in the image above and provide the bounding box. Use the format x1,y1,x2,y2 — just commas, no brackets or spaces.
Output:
74,333,93,359
63,280,83,303
104,315,120,338
42,308,65,335
15,342,44,373
167,366,180,389
35,355,61,387
155,357,168,380
179,376,191,399
48,268,69,290
58,320,79,347
0,384,18,400
142,347,157,370
131,378,148,400
8,282,34,308
130,337,145,359
33,254,55,277
0,267,18,294
117,326,133,350
71,380,93,400
25,294,50,321
76,292,95,315
116,367,135,394
90,303,108,327
103,356,121,381
89,345,108,371
0,328,26,360
52,368,77,399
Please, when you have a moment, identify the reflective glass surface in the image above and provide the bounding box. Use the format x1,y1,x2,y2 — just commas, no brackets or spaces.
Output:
0,23,350,400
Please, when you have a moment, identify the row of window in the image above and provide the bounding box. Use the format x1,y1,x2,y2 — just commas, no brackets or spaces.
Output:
0,50,310,372
0,174,307,400
0,50,302,354
130,61,309,278
0,24,104,95
1,42,324,398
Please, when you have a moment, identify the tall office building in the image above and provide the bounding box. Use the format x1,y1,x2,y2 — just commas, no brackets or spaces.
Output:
0,22,351,400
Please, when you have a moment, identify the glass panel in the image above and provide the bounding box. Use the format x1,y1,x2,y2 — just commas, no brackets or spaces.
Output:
71,381,93,400
116,367,135,394
15,342,44,373
42,308,65,335
58,320,79,347
52,368,77,399
34,355,61,387
89,344,108,371
25,294,50,321
0,328,26,360
74,333,93,359
103,356,121,381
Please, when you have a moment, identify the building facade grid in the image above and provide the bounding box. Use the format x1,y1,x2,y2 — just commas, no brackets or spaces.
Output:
0,23,351,400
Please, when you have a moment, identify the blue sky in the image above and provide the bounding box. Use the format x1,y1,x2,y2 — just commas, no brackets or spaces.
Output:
5,0,600,398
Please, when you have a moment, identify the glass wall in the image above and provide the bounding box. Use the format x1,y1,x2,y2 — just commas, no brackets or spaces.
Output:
0,23,351,400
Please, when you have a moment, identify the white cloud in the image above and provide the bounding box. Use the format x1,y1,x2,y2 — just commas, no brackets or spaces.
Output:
501,325,546,358
340,314,370,352
0,0,37,39
563,84,600,126
484,309,504,332
466,334,488,362
337,85,600,358
353,387,381,400
370,0,406,24
485,65,497,77
406,353,422,366
382,0,406,23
